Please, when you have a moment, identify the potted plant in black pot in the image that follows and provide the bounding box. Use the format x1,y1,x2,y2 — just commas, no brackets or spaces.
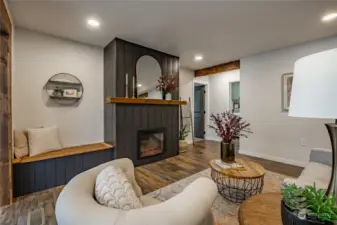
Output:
281,184,337,225
209,111,252,163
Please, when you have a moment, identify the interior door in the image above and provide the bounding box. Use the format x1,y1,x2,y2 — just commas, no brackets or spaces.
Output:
194,85,205,139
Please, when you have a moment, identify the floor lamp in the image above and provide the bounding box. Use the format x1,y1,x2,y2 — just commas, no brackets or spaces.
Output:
289,48,337,197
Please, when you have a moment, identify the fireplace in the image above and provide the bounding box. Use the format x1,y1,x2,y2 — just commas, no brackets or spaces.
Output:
137,128,166,159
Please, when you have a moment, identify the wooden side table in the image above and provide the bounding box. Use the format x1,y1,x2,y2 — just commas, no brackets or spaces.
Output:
239,192,282,225
209,159,265,203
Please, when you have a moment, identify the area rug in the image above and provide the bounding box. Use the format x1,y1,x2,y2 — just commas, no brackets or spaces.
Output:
145,168,288,225
0,168,288,225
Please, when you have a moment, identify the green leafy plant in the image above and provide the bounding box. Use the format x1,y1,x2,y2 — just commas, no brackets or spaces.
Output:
179,124,189,140
281,184,307,212
281,183,337,223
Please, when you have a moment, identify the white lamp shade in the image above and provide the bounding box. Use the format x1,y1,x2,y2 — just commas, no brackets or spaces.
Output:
289,48,337,119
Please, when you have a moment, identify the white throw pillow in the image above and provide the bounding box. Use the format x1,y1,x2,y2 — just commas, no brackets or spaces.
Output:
95,166,142,210
27,126,62,156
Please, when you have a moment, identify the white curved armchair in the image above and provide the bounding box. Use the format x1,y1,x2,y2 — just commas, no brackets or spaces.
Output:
55,158,218,225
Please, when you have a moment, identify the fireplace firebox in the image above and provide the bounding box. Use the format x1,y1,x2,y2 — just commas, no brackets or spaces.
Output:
137,128,166,159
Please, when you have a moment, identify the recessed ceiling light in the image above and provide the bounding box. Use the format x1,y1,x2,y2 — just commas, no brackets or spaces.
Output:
194,54,203,61
322,13,337,22
137,84,142,87
87,18,100,28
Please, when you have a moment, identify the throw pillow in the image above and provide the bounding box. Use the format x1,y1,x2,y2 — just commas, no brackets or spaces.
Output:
14,130,29,158
27,125,62,156
95,166,142,210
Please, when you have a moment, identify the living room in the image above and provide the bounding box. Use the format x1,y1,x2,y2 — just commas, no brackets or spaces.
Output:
1,1,337,225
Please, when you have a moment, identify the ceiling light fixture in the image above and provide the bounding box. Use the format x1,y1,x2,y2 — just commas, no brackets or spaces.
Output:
194,54,203,61
137,84,142,87
322,13,337,22
87,18,100,28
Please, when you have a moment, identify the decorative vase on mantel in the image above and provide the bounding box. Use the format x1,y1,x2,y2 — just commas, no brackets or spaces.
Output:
162,91,167,100
161,92,172,100
221,142,235,163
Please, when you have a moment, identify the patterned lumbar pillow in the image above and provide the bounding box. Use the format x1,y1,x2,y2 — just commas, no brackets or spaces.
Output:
95,166,142,210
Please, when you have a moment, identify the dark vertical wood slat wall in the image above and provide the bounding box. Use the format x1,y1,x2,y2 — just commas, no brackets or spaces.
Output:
114,105,179,166
104,38,180,167
13,149,114,197
103,41,116,146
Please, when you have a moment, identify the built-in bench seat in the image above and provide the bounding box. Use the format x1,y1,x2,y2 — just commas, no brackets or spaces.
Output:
13,142,115,197
13,142,113,164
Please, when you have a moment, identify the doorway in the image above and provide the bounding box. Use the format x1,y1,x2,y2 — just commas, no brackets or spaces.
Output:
194,84,206,139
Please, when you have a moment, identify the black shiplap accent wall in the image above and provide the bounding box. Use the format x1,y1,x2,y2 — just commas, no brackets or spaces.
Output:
104,38,180,166
13,149,114,197
115,104,179,166
105,38,180,99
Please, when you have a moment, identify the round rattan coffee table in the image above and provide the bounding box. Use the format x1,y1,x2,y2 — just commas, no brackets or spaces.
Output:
209,158,265,203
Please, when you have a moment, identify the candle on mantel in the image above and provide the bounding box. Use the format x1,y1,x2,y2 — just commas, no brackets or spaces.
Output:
132,76,136,98
125,73,128,98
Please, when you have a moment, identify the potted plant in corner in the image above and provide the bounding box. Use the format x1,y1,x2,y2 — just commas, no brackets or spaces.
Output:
156,75,177,100
281,184,337,225
179,124,189,153
209,111,252,163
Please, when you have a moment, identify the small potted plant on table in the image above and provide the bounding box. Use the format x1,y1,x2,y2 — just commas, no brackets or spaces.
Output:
209,111,252,162
281,184,337,225
179,124,189,153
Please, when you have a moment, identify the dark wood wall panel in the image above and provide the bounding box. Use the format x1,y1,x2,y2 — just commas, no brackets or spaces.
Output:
104,38,180,99
115,104,179,166
104,41,116,145
0,0,12,205
104,38,180,166
13,149,115,197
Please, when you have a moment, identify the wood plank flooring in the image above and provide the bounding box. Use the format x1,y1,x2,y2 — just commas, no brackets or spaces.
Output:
135,140,303,194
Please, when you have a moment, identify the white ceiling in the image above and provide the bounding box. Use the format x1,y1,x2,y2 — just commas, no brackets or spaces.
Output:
8,0,337,70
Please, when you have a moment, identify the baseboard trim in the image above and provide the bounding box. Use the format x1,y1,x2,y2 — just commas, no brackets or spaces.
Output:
205,136,222,142
201,138,307,167
239,150,307,168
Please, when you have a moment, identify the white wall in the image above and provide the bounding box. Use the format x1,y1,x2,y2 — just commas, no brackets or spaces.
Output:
13,28,104,147
180,69,240,142
240,36,337,167
207,70,240,141
179,67,194,144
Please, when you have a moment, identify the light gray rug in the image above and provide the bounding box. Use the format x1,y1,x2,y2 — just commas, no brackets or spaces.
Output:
0,168,288,225
146,168,288,225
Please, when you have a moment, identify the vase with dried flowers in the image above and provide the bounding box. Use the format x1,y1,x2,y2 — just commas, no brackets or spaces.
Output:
209,111,252,162
156,75,177,100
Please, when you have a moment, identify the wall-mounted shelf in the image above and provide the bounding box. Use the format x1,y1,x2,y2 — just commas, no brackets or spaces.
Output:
50,96,81,100
44,73,84,105
48,80,82,86
105,97,187,105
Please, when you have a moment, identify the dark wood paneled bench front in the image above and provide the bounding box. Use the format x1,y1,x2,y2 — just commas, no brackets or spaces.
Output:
13,143,114,198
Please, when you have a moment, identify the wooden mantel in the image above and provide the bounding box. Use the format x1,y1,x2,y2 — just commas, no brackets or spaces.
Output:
105,97,187,105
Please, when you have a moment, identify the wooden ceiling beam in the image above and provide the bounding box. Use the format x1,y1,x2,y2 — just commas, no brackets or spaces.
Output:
194,60,240,77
